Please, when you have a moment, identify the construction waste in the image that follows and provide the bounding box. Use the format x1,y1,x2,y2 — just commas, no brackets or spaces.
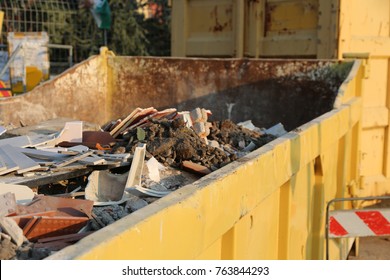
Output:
0,107,285,259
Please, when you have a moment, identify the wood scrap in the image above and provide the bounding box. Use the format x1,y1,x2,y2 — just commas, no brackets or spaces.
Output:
110,107,142,137
111,107,157,138
51,151,94,168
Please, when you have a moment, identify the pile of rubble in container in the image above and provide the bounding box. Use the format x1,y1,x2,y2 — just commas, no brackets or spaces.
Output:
0,107,286,260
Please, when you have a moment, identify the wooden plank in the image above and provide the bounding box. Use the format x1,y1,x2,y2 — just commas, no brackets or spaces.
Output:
110,108,142,137
119,107,158,136
78,156,106,166
52,151,94,168
0,145,42,174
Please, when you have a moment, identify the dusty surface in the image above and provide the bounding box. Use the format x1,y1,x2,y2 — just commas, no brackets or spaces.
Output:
348,237,390,260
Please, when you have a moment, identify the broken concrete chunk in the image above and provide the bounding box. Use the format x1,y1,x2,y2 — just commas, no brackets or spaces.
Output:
85,170,128,206
0,217,24,247
0,192,17,217
125,196,148,212
0,232,17,260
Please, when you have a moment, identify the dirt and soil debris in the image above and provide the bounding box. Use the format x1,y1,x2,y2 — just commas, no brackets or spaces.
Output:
113,118,276,171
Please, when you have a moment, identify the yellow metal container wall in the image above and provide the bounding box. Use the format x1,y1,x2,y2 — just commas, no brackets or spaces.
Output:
0,51,363,259
171,0,390,198
172,0,245,57
338,0,390,198
10,53,359,259
171,0,338,58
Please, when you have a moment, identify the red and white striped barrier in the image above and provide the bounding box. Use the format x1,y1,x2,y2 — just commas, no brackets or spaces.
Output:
329,209,390,238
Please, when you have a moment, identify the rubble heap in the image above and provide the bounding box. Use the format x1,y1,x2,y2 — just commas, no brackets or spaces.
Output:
0,107,283,260
108,107,277,174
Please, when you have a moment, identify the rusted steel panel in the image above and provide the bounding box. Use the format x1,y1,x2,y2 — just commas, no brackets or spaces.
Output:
0,55,350,134
109,57,350,131
0,55,108,126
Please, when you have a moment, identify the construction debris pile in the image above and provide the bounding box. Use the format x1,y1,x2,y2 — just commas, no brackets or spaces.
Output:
106,107,277,174
0,107,285,260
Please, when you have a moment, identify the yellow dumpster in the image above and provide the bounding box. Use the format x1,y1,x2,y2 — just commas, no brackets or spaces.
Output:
0,49,364,259
171,0,390,209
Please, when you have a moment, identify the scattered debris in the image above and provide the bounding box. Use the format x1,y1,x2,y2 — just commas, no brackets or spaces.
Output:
0,107,281,259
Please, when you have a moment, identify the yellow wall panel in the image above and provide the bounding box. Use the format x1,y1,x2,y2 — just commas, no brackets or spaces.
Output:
348,0,390,37
361,59,388,108
265,0,318,33
360,128,385,176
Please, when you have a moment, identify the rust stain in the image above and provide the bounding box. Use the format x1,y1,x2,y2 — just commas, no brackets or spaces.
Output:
208,5,232,33
265,3,273,36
